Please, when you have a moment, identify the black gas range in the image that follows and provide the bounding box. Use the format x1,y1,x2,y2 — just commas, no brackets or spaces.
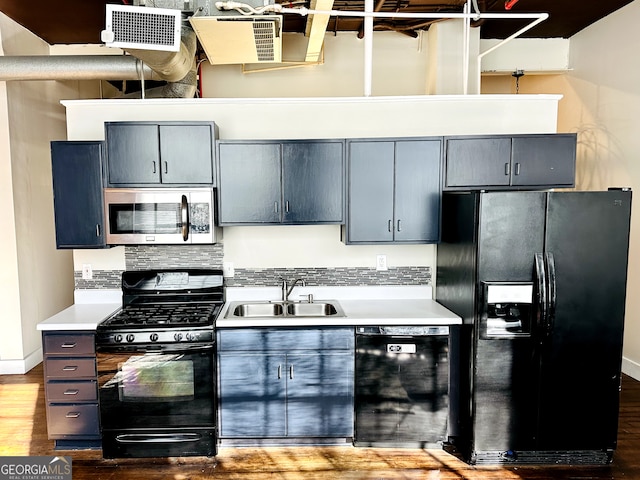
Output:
97,269,224,349
95,269,224,459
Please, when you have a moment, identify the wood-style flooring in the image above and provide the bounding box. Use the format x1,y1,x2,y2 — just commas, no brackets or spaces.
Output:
2,364,640,479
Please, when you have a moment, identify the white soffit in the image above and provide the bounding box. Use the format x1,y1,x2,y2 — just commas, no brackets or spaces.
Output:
480,38,570,74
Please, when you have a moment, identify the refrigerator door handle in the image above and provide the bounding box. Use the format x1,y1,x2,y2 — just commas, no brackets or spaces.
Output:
545,252,557,337
534,253,548,334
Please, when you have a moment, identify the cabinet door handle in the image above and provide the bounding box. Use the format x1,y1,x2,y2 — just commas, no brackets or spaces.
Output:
505,162,511,176
62,365,78,371
61,343,77,349
277,364,282,379
65,412,81,419
289,364,294,379
96,224,101,238
152,161,157,174
63,389,80,396
274,202,279,214
514,162,521,175
164,161,168,175
397,219,402,232
285,201,290,213
388,220,392,232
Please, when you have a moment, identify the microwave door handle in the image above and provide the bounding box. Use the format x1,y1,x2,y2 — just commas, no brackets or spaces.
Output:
181,195,189,242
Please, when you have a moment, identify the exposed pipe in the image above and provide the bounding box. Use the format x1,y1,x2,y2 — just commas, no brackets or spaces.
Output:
363,0,373,97
0,55,161,81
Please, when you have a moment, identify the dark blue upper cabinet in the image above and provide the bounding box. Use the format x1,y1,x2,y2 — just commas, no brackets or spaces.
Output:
282,141,344,224
218,142,282,224
51,141,107,249
444,133,576,190
346,138,443,244
217,140,345,225
105,121,216,186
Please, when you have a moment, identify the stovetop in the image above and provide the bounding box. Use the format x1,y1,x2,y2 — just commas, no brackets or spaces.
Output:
96,269,224,347
100,303,221,329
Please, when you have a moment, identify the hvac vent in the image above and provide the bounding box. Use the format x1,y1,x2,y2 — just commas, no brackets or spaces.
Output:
189,16,282,65
102,5,182,52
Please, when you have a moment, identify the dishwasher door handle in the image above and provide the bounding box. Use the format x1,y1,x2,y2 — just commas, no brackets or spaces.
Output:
386,344,417,354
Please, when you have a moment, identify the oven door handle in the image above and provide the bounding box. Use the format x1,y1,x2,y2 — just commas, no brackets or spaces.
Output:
115,433,203,444
96,343,214,354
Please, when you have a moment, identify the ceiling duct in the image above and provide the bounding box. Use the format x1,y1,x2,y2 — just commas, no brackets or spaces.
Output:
189,15,282,64
102,4,182,52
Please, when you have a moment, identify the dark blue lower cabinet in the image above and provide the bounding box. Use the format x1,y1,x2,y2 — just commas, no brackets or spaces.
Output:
218,328,354,440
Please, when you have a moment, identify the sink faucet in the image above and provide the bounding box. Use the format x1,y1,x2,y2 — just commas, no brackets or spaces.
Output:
281,278,306,303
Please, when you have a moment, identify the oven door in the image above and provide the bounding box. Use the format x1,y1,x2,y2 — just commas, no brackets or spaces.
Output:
104,188,215,245
96,344,215,457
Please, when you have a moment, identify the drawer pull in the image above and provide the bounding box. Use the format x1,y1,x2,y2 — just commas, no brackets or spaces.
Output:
62,366,78,371
61,343,77,348
65,412,81,418
63,389,80,396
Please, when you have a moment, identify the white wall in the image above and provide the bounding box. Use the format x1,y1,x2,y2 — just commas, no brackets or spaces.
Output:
481,2,640,380
0,14,101,373
64,94,560,276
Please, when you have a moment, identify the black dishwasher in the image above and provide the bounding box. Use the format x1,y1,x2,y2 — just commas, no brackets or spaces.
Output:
355,326,450,448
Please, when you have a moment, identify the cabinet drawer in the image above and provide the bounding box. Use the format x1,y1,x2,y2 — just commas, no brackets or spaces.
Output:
45,358,96,379
44,334,95,355
218,327,354,351
47,404,100,437
46,381,98,402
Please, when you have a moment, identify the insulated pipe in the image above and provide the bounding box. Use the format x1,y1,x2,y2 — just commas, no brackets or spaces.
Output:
0,55,161,81
363,0,373,97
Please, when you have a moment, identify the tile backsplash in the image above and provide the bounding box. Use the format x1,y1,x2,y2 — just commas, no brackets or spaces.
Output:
74,245,430,289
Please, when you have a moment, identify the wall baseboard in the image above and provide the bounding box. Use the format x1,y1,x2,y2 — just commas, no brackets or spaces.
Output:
622,356,640,381
0,348,42,375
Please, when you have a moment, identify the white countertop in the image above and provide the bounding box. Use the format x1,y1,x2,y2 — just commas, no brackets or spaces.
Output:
37,286,461,331
216,286,461,328
37,290,121,331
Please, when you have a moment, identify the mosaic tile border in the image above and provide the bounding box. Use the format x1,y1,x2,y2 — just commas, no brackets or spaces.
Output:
224,267,431,287
76,245,430,289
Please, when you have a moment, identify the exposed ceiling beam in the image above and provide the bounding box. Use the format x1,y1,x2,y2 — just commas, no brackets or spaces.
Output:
304,0,335,62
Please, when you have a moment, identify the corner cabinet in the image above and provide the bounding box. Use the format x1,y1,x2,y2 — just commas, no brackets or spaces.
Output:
345,138,442,244
217,327,354,442
105,121,218,186
42,332,101,449
51,141,107,249
443,133,576,190
217,140,345,225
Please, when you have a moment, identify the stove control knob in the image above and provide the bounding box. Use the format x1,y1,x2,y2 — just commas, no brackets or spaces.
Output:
174,333,183,342
186,332,199,341
114,334,123,343
150,333,159,342
126,334,135,343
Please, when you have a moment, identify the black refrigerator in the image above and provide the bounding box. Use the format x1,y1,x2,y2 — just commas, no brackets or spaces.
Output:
436,189,632,465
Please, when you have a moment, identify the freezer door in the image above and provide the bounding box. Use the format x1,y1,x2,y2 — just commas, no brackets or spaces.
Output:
477,191,546,282
538,190,631,451
472,192,546,454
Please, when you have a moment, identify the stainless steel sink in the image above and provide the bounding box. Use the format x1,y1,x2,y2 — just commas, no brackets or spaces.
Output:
286,302,339,316
227,300,345,318
232,302,284,317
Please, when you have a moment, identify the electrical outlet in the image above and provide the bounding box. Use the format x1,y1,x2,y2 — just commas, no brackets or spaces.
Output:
223,262,235,278
82,264,93,280
376,254,388,271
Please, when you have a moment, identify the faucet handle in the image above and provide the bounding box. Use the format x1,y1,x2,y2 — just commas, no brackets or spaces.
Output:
300,293,314,303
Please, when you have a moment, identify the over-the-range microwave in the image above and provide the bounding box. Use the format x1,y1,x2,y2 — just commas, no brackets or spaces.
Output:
104,188,217,245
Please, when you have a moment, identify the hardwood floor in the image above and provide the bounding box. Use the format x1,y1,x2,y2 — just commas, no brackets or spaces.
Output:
2,364,640,479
